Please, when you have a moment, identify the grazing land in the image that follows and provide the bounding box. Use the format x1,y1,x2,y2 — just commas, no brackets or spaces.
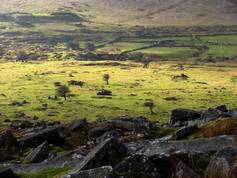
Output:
0,1,237,178
0,60,237,122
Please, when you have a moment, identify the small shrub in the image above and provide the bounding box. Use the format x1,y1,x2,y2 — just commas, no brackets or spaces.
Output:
56,85,70,100
103,74,110,85
68,80,84,87
144,99,155,114
97,89,112,96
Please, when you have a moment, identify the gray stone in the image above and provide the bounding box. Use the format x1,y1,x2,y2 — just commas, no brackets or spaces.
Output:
18,126,64,148
24,141,49,163
176,161,200,178
114,154,160,178
11,119,34,129
109,116,150,133
0,168,16,178
69,138,127,174
0,131,18,151
65,119,88,131
229,108,237,118
201,108,230,121
176,125,199,140
170,109,201,125
95,129,122,144
126,135,237,156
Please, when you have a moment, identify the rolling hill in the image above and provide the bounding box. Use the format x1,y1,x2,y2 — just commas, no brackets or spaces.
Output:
1,0,237,27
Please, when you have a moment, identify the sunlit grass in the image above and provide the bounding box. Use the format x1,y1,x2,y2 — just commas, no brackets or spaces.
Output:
0,60,236,122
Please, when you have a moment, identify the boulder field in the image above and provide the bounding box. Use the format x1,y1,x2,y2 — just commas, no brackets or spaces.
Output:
0,105,237,178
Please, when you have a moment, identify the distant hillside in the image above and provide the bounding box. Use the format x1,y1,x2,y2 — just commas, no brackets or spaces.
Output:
1,0,237,26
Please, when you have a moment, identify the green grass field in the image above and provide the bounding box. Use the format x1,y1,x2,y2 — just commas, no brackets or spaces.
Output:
0,60,237,123
97,34,237,59
138,47,199,59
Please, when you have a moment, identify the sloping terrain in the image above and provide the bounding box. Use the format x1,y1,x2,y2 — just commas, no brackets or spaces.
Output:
1,0,237,26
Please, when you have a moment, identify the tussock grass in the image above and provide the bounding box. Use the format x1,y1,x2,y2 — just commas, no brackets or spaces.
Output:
188,118,237,139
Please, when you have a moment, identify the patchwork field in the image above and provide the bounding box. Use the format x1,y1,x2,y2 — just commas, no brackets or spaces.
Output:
0,60,237,123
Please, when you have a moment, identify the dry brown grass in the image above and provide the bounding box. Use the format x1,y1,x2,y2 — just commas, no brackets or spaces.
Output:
188,118,237,139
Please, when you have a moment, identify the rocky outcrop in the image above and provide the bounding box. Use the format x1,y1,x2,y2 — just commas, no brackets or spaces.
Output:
66,138,127,176
0,107,237,177
201,108,230,121
65,119,88,131
0,151,15,162
18,126,64,148
229,108,237,118
170,106,236,127
175,162,200,178
24,141,49,163
88,127,110,141
10,119,34,129
0,131,18,151
0,146,86,174
0,168,16,178
109,116,150,133
175,125,199,140
114,154,160,178
170,109,201,126
95,129,123,144
127,135,237,156
205,148,237,178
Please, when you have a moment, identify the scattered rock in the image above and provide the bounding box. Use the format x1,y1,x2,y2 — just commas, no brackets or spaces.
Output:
114,154,160,178
65,119,88,131
175,161,200,178
18,126,64,148
215,105,228,112
0,131,18,150
229,108,237,118
0,168,16,178
172,74,189,80
201,108,229,121
109,116,150,133
96,129,123,144
170,109,201,126
164,97,178,101
151,153,189,178
205,148,237,178
68,138,127,174
126,135,237,156
4,119,11,123
0,151,15,162
11,100,28,106
24,141,49,163
176,125,199,140
97,89,112,96
64,166,113,178
11,119,34,129
88,127,110,141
